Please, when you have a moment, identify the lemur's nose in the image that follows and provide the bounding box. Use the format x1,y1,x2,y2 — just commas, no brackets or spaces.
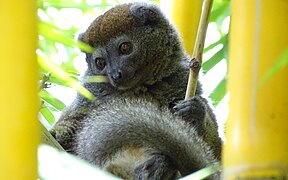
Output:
111,71,122,82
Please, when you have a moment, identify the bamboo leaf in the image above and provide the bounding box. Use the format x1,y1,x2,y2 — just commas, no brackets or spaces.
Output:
48,75,77,87
40,104,55,125
222,37,229,60
209,76,227,106
38,21,94,53
210,2,227,22
210,1,230,26
39,90,66,111
37,54,95,101
38,21,78,37
204,34,227,53
202,48,224,74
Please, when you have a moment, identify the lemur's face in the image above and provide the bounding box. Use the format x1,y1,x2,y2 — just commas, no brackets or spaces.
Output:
88,29,172,90
81,3,180,90
89,34,141,90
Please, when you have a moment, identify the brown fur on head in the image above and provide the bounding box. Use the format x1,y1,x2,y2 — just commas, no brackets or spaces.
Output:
80,3,163,47
79,2,182,90
81,4,134,46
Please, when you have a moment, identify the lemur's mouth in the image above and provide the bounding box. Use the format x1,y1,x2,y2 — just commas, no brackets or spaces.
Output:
108,73,140,91
109,81,132,90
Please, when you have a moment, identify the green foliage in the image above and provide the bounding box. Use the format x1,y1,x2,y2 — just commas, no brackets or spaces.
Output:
38,54,96,100
204,0,230,106
38,0,116,125
203,35,227,74
39,21,94,53
210,0,230,27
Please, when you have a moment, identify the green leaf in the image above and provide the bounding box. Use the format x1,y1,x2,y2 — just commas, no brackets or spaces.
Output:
38,54,95,101
210,1,230,26
48,75,77,87
222,37,229,60
210,2,227,21
204,34,227,53
38,37,58,56
202,48,224,74
209,76,227,106
40,104,55,125
38,21,94,53
258,49,288,88
38,20,78,37
149,0,160,3
61,56,80,76
39,90,66,111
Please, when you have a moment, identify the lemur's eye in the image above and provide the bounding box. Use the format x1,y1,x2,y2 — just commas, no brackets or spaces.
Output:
95,58,106,70
119,42,133,55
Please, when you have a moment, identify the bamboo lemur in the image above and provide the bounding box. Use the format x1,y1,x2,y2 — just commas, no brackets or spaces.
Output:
51,2,222,179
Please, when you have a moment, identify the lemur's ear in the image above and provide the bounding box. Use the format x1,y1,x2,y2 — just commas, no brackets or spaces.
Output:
77,32,85,43
130,3,162,27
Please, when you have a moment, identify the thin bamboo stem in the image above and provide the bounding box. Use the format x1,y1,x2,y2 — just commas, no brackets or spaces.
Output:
185,0,213,100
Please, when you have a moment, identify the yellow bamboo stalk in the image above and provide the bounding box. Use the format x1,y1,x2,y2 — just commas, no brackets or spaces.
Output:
223,0,288,179
0,1,39,180
171,0,203,56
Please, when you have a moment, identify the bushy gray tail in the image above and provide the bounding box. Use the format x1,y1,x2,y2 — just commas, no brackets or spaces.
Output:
75,98,219,177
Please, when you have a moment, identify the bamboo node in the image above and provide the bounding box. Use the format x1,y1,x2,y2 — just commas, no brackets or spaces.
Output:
189,58,201,68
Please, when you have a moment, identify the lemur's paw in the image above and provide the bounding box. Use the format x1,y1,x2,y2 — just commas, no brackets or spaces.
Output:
49,125,74,151
134,155,179,180
173,96,207,126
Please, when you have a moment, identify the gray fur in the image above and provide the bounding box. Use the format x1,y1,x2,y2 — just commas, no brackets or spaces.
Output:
51,2,222,179
76,98,220,179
